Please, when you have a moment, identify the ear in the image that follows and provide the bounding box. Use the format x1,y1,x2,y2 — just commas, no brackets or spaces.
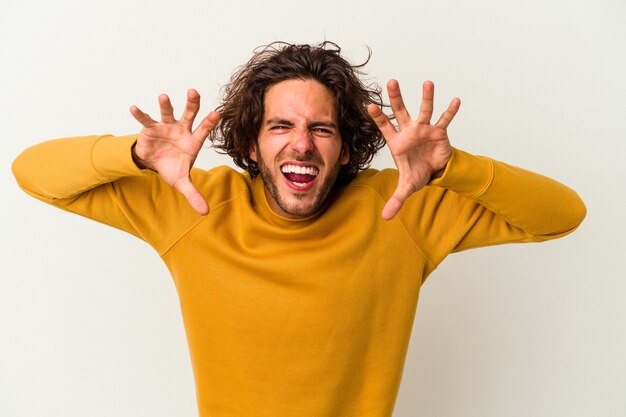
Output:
339,142,350,165
249,143,258,162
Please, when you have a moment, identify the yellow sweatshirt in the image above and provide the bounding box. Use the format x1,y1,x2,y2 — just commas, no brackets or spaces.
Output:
12,134,586,417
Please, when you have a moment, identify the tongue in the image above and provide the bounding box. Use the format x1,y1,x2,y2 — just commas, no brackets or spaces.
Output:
284,172,316,183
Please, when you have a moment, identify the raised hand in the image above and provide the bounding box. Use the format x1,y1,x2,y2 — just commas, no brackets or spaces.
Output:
130,89,220,215
368,80,461,220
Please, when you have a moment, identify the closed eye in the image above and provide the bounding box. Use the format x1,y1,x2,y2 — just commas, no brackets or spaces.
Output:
308,121,337,137
266,118,294,131
311,127,335,137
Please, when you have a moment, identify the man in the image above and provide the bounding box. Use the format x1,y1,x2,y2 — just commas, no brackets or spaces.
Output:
12,42,586,417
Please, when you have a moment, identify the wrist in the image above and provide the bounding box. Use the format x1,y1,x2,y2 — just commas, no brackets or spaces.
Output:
429,151,452,182
131,142,153,171
430,166,446,181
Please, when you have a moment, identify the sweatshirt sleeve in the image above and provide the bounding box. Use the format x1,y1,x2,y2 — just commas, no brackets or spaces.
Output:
397,147,587,268
12,135,205,255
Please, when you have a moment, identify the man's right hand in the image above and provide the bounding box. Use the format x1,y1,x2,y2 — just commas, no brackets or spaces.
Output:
130,89,220,216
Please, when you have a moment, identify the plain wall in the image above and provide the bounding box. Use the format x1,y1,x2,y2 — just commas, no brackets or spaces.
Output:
1,0,624,416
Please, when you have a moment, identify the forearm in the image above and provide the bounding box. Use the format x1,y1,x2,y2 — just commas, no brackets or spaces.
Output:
11,134,201,250
12,134,143,202
430,148,587,238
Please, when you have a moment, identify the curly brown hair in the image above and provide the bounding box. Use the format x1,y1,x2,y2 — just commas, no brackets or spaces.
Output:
209,41,386,184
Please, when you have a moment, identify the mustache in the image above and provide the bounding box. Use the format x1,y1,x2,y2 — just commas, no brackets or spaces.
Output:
281,152,324,166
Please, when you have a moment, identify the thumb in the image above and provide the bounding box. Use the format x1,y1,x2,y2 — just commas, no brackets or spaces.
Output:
382,186,412,220
175,176,209,215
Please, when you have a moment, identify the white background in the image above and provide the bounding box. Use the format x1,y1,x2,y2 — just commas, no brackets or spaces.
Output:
1,0,624,416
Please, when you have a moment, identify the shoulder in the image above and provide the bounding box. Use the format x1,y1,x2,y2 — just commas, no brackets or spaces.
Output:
190,166,252,209
346,168,398,201
343,167,446,208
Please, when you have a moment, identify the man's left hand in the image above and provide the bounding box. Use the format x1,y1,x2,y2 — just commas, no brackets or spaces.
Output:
368,80,461,220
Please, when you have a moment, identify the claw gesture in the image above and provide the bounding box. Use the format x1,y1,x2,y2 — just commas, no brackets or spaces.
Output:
130,89,220,215
368,80,460,220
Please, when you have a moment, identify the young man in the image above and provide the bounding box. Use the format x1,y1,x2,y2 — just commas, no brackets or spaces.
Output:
12,42,586,417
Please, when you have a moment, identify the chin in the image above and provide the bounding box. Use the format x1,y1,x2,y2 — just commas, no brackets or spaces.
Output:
279,195,324,218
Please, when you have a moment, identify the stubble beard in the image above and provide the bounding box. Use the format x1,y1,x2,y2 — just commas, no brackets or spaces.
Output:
256,151,342,218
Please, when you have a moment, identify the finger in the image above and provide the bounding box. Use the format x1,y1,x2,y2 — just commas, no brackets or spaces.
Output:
159,94,175,123
130,105,157,128
417,81,434,125
175,176,209,216
192,111,221,142
180,89,201,128
435,97,461,130
382,185,413,220
387,79,411,128
367,103,397,141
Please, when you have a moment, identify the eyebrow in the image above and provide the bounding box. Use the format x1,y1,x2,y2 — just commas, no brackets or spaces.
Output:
265,118,338,130
309,121,338,130
265,118,294,127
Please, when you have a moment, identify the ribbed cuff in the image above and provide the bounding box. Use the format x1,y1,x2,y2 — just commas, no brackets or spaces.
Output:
91,134,145,178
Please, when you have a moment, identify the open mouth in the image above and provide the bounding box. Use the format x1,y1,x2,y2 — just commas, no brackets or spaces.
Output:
281,164,319,188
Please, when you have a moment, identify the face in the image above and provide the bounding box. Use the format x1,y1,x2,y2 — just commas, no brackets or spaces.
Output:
249,78,349,218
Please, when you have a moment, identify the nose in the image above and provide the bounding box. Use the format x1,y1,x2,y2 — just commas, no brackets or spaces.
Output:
291,128,314,154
